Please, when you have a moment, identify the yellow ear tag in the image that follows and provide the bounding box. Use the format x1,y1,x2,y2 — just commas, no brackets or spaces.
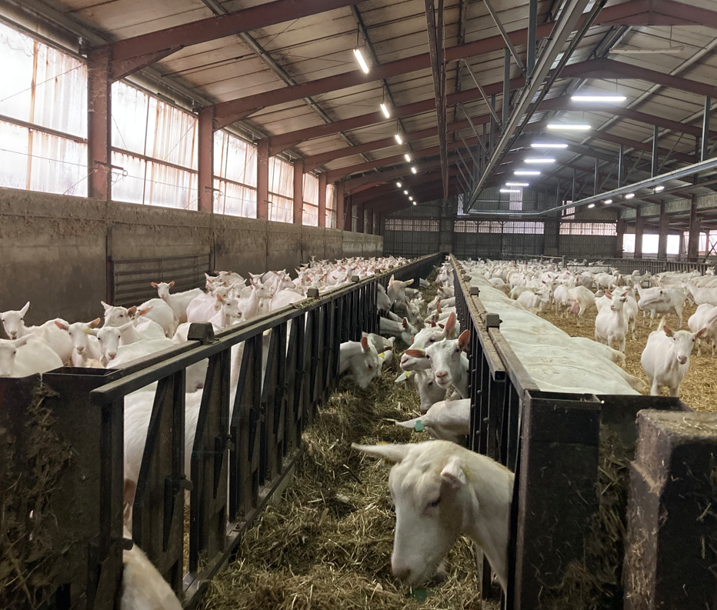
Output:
405,370,412,377
378,352,385,359
461,466,475,482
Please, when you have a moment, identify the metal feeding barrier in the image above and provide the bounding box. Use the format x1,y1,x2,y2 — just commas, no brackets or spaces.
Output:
0,253,442,610
450,255,694,609
537,254,717,276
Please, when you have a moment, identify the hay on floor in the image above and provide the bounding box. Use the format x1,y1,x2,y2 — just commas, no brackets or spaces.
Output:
204,273,498,609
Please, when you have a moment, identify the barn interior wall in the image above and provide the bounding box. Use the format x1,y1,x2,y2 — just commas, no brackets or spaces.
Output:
0,188,382,326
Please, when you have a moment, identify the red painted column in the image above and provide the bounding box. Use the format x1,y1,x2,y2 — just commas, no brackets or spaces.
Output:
336,181,344,230
293,159,304,225
318,172,327,227
365,208,373,234
356,202,364,233
634,208,644,259
257,139,269,220
344,194,353,231
197,107,214,213
87,47,112,201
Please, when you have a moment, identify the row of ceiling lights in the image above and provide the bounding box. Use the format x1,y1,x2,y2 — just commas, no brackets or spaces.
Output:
354,48,653,209
395,181,417,205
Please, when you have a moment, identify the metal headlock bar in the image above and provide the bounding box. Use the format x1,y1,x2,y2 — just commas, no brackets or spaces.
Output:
449,255,692,608
0,253,442,610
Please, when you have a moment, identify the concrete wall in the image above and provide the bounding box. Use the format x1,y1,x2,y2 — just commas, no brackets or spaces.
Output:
0,188,382,327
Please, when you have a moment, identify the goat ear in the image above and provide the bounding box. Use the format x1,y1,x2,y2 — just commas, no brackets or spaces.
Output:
402,318,409,329
441,456,469,490
663,326,674,337
137,306,152,316
89,318,101,328
12,335,32,348
443,312,456,337
101,301,111,311
360,336,370,353
20,302,30,316
696,328,708,339
127,306,137,317
54,320,69,331
83,328,98,336
151,282,158,288
352,443,410,465
458,330,471,351
404,348,425,358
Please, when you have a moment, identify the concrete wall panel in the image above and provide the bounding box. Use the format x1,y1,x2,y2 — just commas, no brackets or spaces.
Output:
0,188,382,328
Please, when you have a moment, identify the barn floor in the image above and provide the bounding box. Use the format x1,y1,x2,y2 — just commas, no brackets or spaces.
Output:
202,365,500,609
538,303,717,413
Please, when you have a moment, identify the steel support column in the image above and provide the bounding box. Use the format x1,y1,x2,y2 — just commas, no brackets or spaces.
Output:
658,203,669,259
344,197,353,231
688,194,701,261
502,48,510,130
618,144,624,188
336,181,344,230
635,207,644,259
652,125,659,177
87,47,112,201
365,208,373,234
616,218,625,257
257,139,269,221
527,0,537,77
702,96,711,161
318,173,327,228
356,202,364,233
489,94,496,156
594,157,599,196
293,160,304,225
198,107,214,213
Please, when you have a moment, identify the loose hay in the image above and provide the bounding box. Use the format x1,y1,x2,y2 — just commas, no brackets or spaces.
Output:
204,280,498,609
0,384,73,609
540,304,717,412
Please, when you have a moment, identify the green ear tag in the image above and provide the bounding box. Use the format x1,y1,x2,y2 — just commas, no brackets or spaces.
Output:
409,588,429,603
414,420,425,432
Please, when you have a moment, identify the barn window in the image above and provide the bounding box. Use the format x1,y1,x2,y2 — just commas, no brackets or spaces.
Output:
303,173,319,226
268,156,294,223
0,22,88,196
326,183,336,228
213,130,257,218
559,222,617,236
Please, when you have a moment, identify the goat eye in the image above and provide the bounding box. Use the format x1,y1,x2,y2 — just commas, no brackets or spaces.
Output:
428,497,441,508
429,338,435,343
367,364,373,370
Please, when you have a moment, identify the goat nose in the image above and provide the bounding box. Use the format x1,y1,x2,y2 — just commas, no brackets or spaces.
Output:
678,356,687,364
108,352,117,360
436,370,448,378
392,563,412,581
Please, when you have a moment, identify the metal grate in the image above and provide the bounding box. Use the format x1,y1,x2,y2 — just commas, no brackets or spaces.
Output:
111,254,210,307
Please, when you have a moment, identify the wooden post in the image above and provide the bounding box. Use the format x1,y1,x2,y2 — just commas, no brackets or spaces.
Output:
658,203,669,259
87,47,112,201
635,208,644,259
293,159,304,225
318,173,327,228
257,139,269,221
624,410,717,610
688,195,700,262
336,181,344,231
197,107,214,213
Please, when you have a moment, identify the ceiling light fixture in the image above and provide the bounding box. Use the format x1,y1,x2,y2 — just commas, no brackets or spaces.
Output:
571,94,626,103
394,134,403,145
353,48,370,73
604,199,613,204
403,190,408,195
525,158,556,164
515,170,541,176
500,189,521,193
531,142,568,149
412,201,417,205
625,193,635,199
588,203,595,208
411,166,418,174
409,196,413,200
654,185,665,192
404,153,411,162
611,46,684,55
506,182,529,187
547,123,591,131
380,103,390,118
396,182,402,188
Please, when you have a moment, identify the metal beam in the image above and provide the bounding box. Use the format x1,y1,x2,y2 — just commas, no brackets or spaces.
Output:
99,0,369,77
465,0,596,208
651,125,659,177
424,0,449,200
462,60,502,126
702,96,711,162
502,48,511,129
527,0,538,77
483,0,527,73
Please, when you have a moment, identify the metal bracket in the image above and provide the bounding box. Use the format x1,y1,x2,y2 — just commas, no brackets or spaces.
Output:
486,313,501,328
307,287,320,298
351,275,360,283
470,286,480,296
187,322,215,344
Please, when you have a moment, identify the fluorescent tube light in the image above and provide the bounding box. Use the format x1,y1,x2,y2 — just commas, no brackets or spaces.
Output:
411,166,417,174
500,189,521,193
394,134,403,144
353,48,370,74
380,103,390,118
403,190,408,195
604,199,613,204
571,95,626,103
625,193,635,199
506,182,529,187
396,182,402,188
547,123,591,131
515,170,541,176
525,158,556,164
404,154,411,162
531,142,568,149
654,186,665,192
588,203,595,208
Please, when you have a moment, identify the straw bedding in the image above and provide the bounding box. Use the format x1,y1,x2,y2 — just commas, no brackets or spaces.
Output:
204,273,499,610
539,303,717,412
